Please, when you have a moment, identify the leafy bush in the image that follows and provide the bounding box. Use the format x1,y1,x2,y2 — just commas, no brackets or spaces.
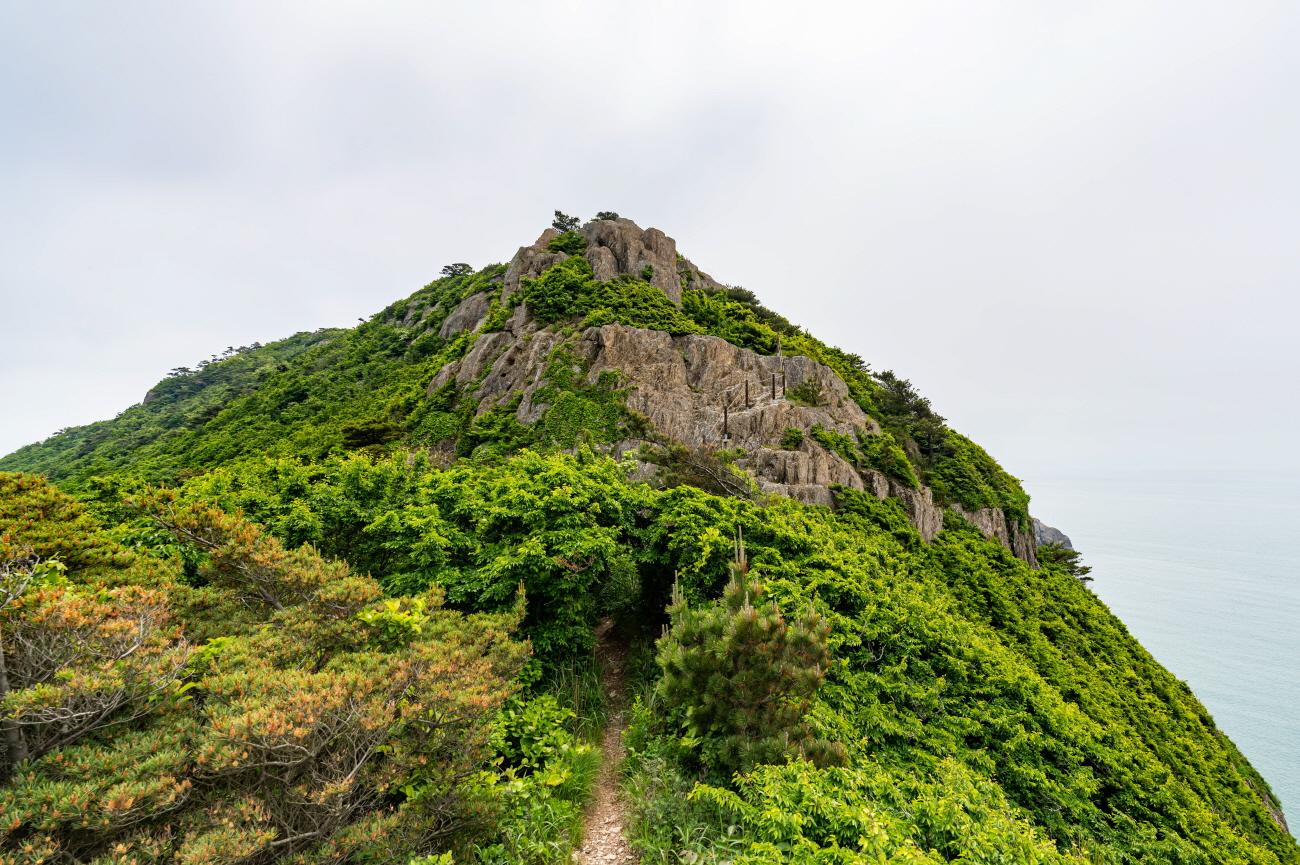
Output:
859,428,921,487
521,257,699,335
809,424,856,462
779,427,804,449
546,230,587,255
785,379,825,407
468,695,599,864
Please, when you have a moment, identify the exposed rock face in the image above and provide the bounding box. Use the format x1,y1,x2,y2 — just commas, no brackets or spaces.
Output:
1032,518,1073,550
580,324,875,445
442,219,1045,562
955,505,1039,567
501,218,712,306
430,316,1036,561
678,256,725,294
438,292,492,339
503,228,570,297
580,218,683,304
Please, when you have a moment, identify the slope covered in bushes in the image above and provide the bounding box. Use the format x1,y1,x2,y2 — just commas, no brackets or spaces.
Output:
4,447,1290,863
1,218,1294,863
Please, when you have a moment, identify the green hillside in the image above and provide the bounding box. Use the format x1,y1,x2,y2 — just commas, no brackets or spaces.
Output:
1,216,1292,864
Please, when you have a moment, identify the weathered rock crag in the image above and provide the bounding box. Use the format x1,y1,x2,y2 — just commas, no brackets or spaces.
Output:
436,218,1039,563
501,217,720,305
1032,518,1073,550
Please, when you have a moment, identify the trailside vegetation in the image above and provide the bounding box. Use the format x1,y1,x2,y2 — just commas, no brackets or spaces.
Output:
4,447,1289,863
655,535,843,775
0,473,595,864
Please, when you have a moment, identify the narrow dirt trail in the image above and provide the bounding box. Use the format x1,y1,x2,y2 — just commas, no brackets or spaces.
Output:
574,618,636,865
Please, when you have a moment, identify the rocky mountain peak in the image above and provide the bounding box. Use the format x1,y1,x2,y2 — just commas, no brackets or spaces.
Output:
502,216,721,305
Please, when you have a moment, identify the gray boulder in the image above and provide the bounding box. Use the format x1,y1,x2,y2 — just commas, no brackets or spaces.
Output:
1032,518,1074,550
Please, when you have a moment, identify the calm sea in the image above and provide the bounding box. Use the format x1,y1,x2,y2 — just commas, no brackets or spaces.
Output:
1028,471,1300,818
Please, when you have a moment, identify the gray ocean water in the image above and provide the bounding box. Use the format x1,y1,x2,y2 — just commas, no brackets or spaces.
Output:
1027,471,1300,817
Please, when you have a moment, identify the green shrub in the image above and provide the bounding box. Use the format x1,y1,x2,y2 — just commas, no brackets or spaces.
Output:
341,418,402,449
785,379,825,407
546,231,587,255
809,424,857,463
655,538,840,775
859,428,920,487
779,427,804,449
521,258,698,335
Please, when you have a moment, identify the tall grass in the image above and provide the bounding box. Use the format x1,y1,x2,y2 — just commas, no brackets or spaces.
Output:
542,656,608,742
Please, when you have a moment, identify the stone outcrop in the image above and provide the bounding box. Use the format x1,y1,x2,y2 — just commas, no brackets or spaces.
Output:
580,218,683,304
955,505,1039,567
502,228,570,298
678,256,725,294
438,292,492,339
502,217,717,306
1032,518,1073,550
429,314,1036,562
438,218,1046,563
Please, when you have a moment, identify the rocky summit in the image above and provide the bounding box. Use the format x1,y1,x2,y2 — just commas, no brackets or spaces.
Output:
431,216,1036,563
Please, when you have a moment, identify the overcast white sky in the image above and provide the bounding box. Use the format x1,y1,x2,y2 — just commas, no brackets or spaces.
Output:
3,2,1299,490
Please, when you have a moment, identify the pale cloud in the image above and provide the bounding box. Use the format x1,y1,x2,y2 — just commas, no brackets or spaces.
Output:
3,1,1298,482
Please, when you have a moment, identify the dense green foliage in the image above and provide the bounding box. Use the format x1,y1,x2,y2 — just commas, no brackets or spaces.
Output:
1,240,1294,864
0,265,505,488
167,449,649,663
8,446,1286,863
0,473,599,864
521,257,699,335
622,476,1295,864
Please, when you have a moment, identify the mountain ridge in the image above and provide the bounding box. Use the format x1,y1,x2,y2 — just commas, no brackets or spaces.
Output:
2,213,1294,863
1,215,1037,562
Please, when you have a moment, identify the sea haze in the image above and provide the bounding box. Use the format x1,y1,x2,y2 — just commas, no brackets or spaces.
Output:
1027,470,1300,817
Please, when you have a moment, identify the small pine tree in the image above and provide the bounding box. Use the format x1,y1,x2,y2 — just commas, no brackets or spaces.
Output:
655,532,841,774
1038,542,1093,583
440,262,473,277
551,210,580,232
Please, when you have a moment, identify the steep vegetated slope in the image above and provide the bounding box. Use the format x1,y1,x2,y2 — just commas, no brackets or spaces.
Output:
1,214,1293,864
